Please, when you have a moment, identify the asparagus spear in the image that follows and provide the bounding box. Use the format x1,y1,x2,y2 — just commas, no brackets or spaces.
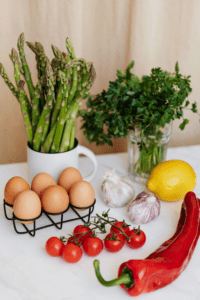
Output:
59,115,77,152
75,63,96,99
66,38,76,59
50,61,96,153
49,60,78,152
9,48,24,86
51,45,71,98
0,63,19,99
52,45,71,70
31,80,43,134
26,42,42,79
68,124,76,150
50,99,81,153
67,66,78,103
74,62,92,98
40,121,57,153
51,44,63,62
50,70,66,128
41,111,51,144
35,42,49,78
63,62,72,99
0,63,31,116
26,41,46,110
32,61,54,151
50,98,66,153
59,102,81,152
17,33,35,100
42,100,81,153
35,42,50,107
50,62,78,153
18,80,33,145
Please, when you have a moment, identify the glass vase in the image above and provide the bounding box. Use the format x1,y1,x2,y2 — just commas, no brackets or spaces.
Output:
128,122,172,184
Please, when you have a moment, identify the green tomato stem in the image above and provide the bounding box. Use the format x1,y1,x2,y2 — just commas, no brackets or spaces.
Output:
95,214,131,241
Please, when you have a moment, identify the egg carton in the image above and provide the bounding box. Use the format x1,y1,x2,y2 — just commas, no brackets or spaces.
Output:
3,199,96,237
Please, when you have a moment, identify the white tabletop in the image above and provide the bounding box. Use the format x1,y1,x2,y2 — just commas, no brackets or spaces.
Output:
0,145,200,300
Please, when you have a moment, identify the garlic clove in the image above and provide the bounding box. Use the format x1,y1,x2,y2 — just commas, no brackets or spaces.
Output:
127,191,160,224
101,170,135,207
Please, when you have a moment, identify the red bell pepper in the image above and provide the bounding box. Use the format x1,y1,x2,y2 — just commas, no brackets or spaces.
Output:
93,191,200,296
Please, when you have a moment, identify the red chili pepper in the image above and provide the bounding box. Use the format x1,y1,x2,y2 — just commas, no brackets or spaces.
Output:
93,191,200,296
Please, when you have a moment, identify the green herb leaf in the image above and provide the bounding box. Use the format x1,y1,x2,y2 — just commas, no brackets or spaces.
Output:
79,61,198,146
179,118,189,130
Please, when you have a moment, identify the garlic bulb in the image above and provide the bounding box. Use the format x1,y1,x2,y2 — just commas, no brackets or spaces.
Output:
127,191,160,224
101,170,135,207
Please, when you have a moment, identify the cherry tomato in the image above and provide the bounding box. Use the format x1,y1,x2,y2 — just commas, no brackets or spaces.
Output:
45,237,64,257
110,221,130,240
62,243,82,263
82,236,103,257
73,225,92,243
104,233,125,253
126,228,146,249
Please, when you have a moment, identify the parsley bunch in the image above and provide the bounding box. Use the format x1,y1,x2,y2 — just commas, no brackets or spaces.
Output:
79,61,198,177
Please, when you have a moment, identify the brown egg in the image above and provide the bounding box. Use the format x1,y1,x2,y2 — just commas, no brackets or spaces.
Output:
69,180,95,210
31,173,57,198
4,176,30,205
13,190,42,224
58,167,82,192
41,185,69,214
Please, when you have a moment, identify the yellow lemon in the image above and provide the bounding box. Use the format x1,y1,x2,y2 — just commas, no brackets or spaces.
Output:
146,160,196,201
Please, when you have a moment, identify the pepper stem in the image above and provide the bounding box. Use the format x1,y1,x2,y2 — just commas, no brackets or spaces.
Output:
93,260,133,288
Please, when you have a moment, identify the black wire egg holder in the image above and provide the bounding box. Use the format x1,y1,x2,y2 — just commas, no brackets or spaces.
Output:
3,199,96,237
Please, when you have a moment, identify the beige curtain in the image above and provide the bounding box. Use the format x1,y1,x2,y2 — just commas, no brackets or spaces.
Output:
0,0,200,164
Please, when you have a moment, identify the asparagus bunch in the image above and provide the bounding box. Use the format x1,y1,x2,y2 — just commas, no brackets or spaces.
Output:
0,33,96,153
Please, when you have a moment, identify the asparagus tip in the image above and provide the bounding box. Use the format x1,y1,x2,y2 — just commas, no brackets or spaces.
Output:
35,41,44,51
17,32,25,48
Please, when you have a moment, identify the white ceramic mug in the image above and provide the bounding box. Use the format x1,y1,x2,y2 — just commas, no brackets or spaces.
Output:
27,139,98,184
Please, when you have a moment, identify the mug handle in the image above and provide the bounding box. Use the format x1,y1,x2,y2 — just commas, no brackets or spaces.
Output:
77,145,98,182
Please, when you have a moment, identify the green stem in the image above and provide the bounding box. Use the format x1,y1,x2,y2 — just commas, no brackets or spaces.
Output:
59,101,81,152
0,63,19,99
135,131,166,176
68,124,76,150
74,64,96,100
9,48,23,87
59,117,75,152
68,66,78,103
93,260,133,288
41,111,51,144
65,68,72,99
51,70,68,129
32,61,54,151
18,80,33,145
50,81,63,128
31,80,43,134
17,33,35,100
66,38,75,59
35,42,49,77
95,214,130,241
50,98,80,153
41,122,57,153
50,99,66,153
0,63,31,117
26,41,46,111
